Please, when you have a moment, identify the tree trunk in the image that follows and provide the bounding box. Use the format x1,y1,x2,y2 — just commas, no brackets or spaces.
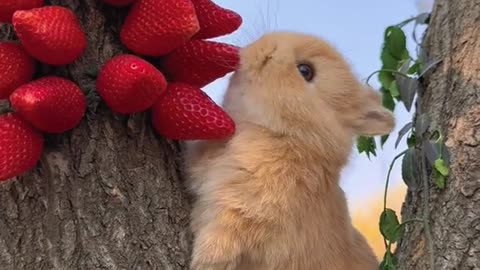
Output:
396,0,480,269
0,1,192,269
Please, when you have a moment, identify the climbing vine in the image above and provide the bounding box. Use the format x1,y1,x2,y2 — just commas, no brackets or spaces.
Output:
356,11,450,270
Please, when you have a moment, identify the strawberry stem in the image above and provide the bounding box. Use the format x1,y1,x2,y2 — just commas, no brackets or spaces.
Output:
0,100,13,115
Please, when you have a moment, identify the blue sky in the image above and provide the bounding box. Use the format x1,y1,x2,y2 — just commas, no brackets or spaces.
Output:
203,0,433,205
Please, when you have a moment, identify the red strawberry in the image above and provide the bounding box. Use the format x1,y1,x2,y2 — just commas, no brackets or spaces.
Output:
161,40,239,88
0,0,44,23
0,113,44,182
120,0,200,56
191,0,242,39
12,6,87,66
0,42,36,99
10,76,87,134
96,54,167,114
102,0,135,7
151,83,235,140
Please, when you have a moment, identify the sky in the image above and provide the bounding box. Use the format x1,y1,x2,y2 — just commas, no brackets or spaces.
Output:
202,0,433,207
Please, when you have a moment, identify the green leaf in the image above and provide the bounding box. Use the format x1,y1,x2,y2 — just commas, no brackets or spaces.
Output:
379,208,401,243
379,71,395,89
399,59,411,74
381,134,389,147
395,122,413,149
395,75,419,112
407,133,417,148
435,172,446,190
402,148,420,190
379,250,397,270
385,26,408,60
407,61,422,75
381,88,396,112
389,81,400,97
357,136,377,158
381,48,399,70
395,60,418,111
434,158,449,176
424,141,450,167
400,49,410,61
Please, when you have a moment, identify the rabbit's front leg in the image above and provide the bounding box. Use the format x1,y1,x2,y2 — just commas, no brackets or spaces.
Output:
190,222,242,270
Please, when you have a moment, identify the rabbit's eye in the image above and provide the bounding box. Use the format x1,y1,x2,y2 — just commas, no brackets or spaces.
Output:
297,63,314,82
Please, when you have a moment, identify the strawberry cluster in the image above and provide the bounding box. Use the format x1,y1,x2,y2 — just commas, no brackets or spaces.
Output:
0,0,241,182
99,0,240,140
1,2,87,181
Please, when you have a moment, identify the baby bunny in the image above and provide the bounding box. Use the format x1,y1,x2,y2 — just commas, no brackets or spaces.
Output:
184,31,395,270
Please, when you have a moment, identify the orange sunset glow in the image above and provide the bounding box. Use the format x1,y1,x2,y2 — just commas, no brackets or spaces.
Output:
351,183,407,259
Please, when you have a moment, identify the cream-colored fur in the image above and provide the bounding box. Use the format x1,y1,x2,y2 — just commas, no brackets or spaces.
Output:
185,32,395,270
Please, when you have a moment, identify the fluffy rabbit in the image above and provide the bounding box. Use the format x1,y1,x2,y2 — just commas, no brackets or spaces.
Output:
185,31,395,270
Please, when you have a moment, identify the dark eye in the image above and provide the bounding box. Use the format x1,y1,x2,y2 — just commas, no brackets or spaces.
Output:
297,63,315,82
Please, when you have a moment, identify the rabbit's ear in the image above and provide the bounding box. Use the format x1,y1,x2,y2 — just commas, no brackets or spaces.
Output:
353,88,395,136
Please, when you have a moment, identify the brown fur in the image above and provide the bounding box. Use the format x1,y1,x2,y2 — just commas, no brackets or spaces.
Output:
185,32,395,270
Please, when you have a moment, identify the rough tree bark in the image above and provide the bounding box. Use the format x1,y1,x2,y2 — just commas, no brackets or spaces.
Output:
396,0,479,269
0,1,192,269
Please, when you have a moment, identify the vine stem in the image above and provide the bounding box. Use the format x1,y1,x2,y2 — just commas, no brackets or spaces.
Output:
395,13,430,28
381,149,408,249
395,17,417,28
400,218,423,225
365,69,411,87
394,218,423,236
420,147,435,270
383,149,408,211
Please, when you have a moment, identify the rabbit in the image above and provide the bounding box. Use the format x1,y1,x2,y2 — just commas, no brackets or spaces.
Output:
184,31,395,270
